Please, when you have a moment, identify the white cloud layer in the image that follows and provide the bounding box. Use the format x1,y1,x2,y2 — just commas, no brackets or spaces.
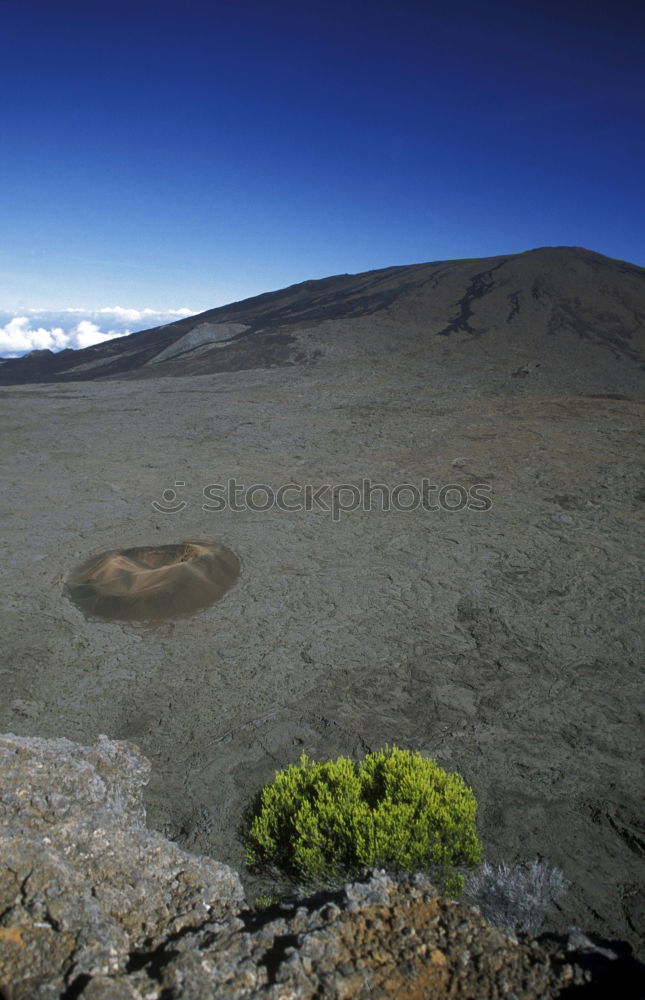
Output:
0,307,196,357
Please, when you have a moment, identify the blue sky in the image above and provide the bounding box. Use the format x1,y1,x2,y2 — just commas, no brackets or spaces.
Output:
1,0,643,354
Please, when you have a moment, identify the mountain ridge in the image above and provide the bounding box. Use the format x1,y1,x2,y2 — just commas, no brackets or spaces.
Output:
1,245,643,384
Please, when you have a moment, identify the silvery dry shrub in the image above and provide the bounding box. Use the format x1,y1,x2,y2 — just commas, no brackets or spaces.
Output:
465,858,570,934
240,746,483,896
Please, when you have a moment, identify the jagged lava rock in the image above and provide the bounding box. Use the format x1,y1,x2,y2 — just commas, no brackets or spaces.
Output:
0,733,245,997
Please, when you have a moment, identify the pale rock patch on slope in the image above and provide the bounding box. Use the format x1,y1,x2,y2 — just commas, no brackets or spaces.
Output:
148,322,250,364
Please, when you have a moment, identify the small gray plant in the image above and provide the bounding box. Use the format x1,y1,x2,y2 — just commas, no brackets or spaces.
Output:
464,858,569,935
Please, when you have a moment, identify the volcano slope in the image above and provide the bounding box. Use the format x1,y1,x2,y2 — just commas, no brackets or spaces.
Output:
1,246,643,953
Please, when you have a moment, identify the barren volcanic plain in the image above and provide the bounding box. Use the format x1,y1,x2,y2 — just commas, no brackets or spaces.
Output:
1,246,643,951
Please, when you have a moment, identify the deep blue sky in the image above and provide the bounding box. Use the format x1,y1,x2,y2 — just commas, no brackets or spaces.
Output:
1,0,644,320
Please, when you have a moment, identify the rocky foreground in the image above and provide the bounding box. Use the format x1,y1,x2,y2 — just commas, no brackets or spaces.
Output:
0,734,642,999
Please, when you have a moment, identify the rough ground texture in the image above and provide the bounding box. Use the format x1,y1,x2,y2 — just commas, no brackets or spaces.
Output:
1,733,643,999
0,247,643,960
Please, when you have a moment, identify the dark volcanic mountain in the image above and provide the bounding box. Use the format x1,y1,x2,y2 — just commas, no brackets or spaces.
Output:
1,245,644,384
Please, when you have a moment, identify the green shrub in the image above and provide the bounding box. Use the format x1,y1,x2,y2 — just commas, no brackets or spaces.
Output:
240,745,483,896
253,893,280,910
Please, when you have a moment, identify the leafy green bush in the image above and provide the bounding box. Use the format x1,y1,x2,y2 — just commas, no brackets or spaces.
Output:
240,746,483,896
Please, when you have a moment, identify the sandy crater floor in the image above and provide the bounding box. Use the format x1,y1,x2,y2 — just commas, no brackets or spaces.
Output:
1,343,643,950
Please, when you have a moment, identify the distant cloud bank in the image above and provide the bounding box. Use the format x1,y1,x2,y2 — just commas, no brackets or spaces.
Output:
0,307,196,357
